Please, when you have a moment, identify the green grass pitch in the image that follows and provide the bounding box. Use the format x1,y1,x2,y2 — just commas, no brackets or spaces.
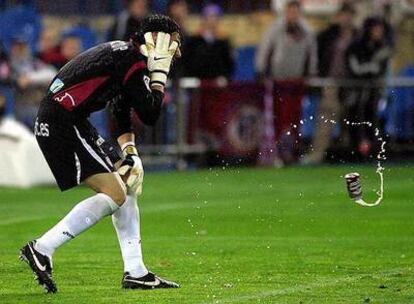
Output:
0,166,413,303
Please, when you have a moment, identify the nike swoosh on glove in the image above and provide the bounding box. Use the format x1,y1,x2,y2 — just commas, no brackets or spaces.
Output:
140,32,179,87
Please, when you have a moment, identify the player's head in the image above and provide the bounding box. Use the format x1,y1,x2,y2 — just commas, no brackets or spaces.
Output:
363,17,387,43
167,0,188,24
127,0,148,18
61,35,82,60
132,14,182,58
201,4,222,30
336,3,356,28
285,0,301,24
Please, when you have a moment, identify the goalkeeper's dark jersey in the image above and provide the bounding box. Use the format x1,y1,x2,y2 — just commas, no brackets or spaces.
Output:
36,41,165,191
45,40,163,135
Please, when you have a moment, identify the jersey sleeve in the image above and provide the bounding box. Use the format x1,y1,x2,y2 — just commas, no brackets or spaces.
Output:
110,95,133,138
123,62,164,126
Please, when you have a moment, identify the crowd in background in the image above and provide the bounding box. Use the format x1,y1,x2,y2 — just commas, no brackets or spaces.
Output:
256,1,394,164
0,0,236,125
0,0,412,166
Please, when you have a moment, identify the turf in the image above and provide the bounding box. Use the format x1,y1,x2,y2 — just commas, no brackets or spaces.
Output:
0,165,413,303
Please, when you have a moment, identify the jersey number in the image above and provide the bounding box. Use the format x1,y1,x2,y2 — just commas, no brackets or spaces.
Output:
34,119,50,137
111,41,129,52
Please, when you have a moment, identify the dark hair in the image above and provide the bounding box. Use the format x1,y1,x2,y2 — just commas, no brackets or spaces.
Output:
363,16,386,30
167,0,186,9
127,0,145,5
360,16,393,46
339,3,356,15
362,16,386,40
132,14,181,45
286,0,301,8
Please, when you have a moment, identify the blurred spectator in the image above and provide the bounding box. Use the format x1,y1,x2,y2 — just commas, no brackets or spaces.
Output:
345,17,392,157
183,4,234,80
372,1,395,48
166,0,189,79
167,0,188,31
256,0,317,164
255,0,317,79
0,42,11,84
38,31,82,69
303,3,357,164
0,41,12,117
109,0,148,41
37,29,66,69
60,35,82,62
9,37,56,128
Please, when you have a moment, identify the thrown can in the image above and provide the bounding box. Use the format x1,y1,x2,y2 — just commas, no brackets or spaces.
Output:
345,172,362,201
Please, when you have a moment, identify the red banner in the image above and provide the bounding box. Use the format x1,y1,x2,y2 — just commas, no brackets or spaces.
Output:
192,80,305,163
194,81,265,159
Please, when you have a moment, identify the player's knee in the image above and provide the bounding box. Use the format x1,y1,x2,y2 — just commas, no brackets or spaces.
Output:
109,186,127,206
85,173,127,206
99,182,126,206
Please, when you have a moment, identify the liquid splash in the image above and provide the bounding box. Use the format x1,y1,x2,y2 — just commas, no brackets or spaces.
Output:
343,122,386,207
292,117,387,207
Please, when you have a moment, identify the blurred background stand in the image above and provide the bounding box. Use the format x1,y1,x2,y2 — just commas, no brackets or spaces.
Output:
0,116,55,187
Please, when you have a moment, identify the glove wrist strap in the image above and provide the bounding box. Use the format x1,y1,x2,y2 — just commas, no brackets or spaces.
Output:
150,72,168,86
121,142,138,156
121,141,135,151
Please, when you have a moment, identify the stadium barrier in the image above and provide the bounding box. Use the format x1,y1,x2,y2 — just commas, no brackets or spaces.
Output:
139,77,414,168
2,77,414,186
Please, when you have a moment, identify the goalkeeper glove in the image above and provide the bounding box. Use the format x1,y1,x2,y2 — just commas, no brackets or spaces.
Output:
117,143,144,196
140,32,179,87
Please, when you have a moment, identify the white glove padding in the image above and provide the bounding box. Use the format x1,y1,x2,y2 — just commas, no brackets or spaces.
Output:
140,32,179,86
118,146,144,196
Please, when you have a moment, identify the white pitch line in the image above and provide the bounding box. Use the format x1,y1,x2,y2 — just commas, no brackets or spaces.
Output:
202,267,409,304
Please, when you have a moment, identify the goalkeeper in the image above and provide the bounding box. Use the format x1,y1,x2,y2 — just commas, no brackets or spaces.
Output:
20,15,181,293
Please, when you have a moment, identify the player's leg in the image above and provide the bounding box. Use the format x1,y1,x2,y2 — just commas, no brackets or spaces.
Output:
20,173,125,293
114,193,179,289
21,101,127,292
34,172,125,257
109,161,179,290
112,193,147,278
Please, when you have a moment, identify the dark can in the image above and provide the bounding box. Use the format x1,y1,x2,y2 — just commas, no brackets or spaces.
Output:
345,172,362,200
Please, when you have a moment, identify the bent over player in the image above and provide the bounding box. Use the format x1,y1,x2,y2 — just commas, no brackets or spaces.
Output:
20,15,181,293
